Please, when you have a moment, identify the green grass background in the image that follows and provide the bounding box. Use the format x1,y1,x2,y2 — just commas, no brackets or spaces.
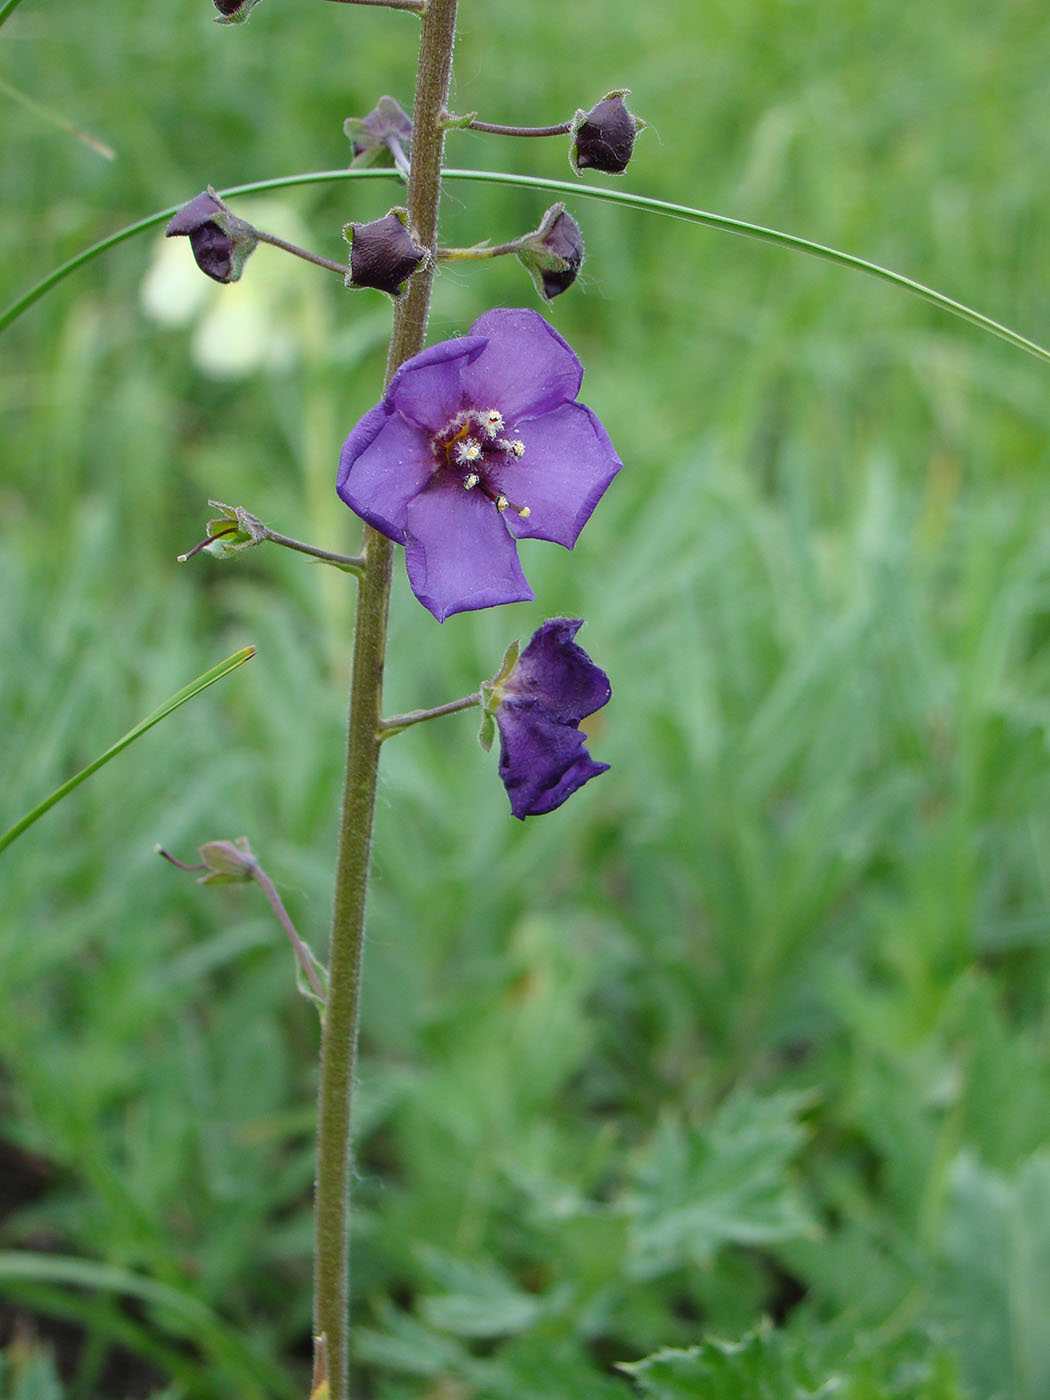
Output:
4,0,1050,1395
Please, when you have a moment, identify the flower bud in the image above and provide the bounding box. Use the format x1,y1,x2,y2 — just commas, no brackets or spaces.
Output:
196,837,258,883
516,203,585,302
178,501,268,563
345,96,413,175
212,0,264,23
570,91,645,176
343,208,427,298
165,190,258,284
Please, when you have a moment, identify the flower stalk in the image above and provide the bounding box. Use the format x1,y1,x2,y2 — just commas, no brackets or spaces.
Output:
378,691,481,739
312,1,458,1395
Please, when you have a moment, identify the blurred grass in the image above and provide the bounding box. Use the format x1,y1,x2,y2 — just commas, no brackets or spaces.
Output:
5,0,1050,1395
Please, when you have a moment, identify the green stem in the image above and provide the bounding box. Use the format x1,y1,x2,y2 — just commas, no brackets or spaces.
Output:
465,118,571,138
263,530,364,575
311,3,457,1396
254,227,348,278
438,239,521,260
378,691,481,738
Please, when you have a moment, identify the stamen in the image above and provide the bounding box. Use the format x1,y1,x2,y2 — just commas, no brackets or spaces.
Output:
454,437,482,465
497,438,525,458
517,506,531,519
495,495,509,513
462,473,479,490
482,409,504,438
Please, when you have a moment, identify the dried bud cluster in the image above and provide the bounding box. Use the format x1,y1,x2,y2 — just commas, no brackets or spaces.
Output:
570,91,645,176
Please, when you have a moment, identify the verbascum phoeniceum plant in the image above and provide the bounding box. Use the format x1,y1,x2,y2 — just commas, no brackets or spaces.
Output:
5,0,1050,1396
163,4,636,1395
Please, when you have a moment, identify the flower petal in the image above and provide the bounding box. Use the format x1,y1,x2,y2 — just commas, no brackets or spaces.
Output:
508,618,611,722
338,408,433,541
497,701,609,818
462,309,583,421
404,485,534,621
387,334,488,432
498,402,622,547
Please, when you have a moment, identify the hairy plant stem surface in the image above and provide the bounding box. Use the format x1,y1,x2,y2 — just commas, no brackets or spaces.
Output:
312,3,459,1397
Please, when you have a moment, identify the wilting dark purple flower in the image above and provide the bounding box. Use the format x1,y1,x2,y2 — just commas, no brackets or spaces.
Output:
484,618,611,819
516,203,585,302
344,208,427,297
570,91,645,176
337,308,622,621
165,190,258,284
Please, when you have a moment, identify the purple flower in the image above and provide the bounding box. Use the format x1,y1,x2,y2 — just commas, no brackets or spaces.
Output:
483,618,611,819
337,308,622,621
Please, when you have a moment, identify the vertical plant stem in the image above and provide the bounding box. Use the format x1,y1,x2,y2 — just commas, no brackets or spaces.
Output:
312,3,458,1397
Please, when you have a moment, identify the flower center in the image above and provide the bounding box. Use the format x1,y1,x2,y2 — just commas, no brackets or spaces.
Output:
435,408,531,519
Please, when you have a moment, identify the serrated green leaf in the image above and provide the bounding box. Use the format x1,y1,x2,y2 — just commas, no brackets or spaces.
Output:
622,1326,832,1400
627,1093,817,1277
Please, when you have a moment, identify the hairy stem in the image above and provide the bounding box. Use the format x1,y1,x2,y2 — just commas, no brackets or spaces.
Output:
254,227,349,277
378,691,481,738
465,117,571,137
312,2,458,1396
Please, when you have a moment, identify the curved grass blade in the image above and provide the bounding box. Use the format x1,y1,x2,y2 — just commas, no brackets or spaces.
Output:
0,646,255,855
0,1251,295,1398
2,166,1048,367
0,75,116,159
0,0,28,28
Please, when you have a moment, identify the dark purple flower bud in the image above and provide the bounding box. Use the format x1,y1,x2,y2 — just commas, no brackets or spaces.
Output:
165,190,258,284
570,91,645,176
343,208,427,298
516,203,585,302
337,308,623,621
212,0,264,23
345,96,413,177
482,619,611,819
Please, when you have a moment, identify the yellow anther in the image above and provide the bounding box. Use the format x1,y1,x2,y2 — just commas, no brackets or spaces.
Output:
495,495,509,513
463,473,479,490
517,506,531,519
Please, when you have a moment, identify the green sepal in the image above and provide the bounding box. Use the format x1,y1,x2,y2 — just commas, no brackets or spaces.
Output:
213,0,265,25
294,944,330,1018
200,500,267,559
478,710,496,754
441,109,478,131
479,637,521,745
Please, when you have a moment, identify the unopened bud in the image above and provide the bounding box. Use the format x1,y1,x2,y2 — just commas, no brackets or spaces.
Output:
570,91,645,176
196,838,258,882
178,501,267,562
343,209,427,298
157,837,257,884
165,190,258,284
345,96,413,175
212,0,264,24
516,203,585,302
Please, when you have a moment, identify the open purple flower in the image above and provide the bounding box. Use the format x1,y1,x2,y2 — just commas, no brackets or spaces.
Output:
337,308,622,621
482,618,611,819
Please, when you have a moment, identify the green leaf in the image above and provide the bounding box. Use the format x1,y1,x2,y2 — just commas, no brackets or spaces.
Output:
622,1327,832,1400
0,646,254,854
934,1150,1050,1400
627,1093,818,1277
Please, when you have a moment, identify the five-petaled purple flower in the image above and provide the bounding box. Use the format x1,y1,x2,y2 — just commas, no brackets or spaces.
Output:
337,308,622,621
483,618,611,819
